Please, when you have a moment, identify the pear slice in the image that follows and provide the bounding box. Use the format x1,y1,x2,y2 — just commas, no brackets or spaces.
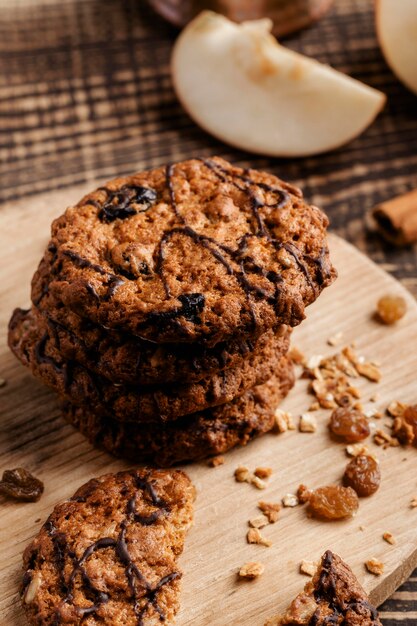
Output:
171,12,386,157
376,0,417,96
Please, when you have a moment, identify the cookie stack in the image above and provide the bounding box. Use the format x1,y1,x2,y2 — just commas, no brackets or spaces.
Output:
8,157,336,466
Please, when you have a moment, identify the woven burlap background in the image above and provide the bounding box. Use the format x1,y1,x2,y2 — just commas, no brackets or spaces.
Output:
1,0,416,620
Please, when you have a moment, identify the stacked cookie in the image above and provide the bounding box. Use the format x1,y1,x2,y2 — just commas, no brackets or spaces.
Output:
8,157,336,466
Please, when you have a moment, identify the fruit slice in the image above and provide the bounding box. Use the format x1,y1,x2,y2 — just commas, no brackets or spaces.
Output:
171,12,386,157
376,0,417,96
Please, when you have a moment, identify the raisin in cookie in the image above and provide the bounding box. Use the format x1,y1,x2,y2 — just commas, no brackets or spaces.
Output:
31,157,336,346
9,307,290,422
62,360,295,466
21,468,195,626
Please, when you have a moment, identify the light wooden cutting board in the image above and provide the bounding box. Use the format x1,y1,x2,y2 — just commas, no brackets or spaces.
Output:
1,186,417,626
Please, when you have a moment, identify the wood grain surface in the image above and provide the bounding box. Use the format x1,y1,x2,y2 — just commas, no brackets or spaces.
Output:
1,188,417,624
0,0,417,623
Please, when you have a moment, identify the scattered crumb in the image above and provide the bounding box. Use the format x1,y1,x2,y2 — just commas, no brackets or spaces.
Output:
370,393,380,402
248,515,269,529
254,467,272,480
258,501,281,523
273,409,295,433
238,561,264,579
383,532,396,545
247,528,272,547
374,429,399,448
297,484,312,504
288,346,306,366
365,558,384,576
208,455,224,467
299,560,318,577
234,466,251,483
0,378,6,388
304,345,383,411
282,494,299,508
299,413,317,433
306,354,323,370
393,415,415,446
251,476,267,490
359,525,366,531
309,401,320,411
387,401,407,417
410,497,417,508
327,331,344,346
346,443,370,457
353,401,364,411
355,361,381,383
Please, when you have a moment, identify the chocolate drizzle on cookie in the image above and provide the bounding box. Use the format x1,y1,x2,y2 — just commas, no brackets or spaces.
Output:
28,473,179,624
36,158,334,343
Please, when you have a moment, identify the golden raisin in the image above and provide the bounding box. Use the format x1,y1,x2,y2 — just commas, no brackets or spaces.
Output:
329,407,370,443
343,455,381,497
308,485,359,520
376,295,406,325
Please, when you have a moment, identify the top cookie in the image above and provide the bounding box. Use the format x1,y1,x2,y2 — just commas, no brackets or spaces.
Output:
32,157,336,345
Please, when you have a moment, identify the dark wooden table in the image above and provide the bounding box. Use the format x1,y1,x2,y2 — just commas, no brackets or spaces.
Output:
1,0,416,622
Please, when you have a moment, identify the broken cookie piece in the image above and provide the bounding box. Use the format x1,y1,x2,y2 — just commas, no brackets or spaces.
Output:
21,468,195,626
265,550,381,625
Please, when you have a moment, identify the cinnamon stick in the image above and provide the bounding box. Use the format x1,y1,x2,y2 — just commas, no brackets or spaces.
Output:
372,189,417,246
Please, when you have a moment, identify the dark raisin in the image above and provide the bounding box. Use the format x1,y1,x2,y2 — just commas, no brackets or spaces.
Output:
0,468,44,502
99,185,157,223
343,455,381,497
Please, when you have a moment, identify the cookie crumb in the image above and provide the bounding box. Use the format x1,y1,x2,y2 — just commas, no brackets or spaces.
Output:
297,484,312,504
247,528,272,547
238,561,264,579
273,409,295,433
0,378,6,388
374,429,399,448
346,443,370,457
383,532,396,545
235,466,251,483
254,467,272,480
282,494,299,507
387,401,407,417
327,331,343,346
299,560,318,577
410,497,417,508
258,501,281,523
356,361,381,383
208,455,224,467
365,558,384,576
251,476,267,490
299,413,317,433
288,346,306,366
248,515,269,529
